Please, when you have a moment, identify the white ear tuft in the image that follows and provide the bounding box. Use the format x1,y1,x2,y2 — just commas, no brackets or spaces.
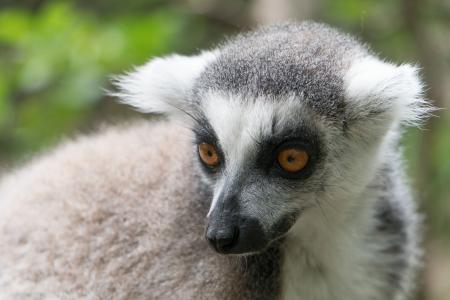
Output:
344,56,432,127
112,50,218,121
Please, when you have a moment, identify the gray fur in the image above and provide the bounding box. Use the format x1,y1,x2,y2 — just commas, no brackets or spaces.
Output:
195,22,369,119
365,154,421,299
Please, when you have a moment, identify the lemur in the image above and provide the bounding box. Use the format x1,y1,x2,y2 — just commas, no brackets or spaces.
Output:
0,22,430,300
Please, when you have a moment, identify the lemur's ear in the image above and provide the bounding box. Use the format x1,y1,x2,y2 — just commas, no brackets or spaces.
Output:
113,51,217,123
343,57,432,131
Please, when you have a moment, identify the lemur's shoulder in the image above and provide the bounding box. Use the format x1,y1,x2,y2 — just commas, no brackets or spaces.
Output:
0,120,280,299
0,120,200,298
0,120,193,210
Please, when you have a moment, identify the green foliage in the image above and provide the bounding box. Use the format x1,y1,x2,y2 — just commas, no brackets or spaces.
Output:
0,1,228,160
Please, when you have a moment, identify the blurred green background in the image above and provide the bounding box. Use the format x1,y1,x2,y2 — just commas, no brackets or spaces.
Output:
0,0,449,299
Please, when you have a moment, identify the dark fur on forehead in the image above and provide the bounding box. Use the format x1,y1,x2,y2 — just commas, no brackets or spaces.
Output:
194,21,369,119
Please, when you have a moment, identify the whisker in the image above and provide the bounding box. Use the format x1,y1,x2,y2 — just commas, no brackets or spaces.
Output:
165,102,203,126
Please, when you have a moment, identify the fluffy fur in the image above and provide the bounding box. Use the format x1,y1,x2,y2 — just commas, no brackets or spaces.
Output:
0,21,429,299
0,121,281,299
113,51,218,123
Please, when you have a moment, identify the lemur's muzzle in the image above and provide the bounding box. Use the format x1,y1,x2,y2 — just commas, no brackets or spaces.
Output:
205,194,267,255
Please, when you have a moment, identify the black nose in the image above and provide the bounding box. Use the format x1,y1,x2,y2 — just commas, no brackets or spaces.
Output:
206,225,239,253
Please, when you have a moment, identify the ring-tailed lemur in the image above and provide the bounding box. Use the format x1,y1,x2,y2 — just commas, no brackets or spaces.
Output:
0,22,430,300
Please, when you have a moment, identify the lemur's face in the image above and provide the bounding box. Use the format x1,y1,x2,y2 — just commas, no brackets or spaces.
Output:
116,23,427,256
194,93,327,254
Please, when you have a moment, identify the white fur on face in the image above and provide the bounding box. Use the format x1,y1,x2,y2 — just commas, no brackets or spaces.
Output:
208,178,225,216
201,92,309,215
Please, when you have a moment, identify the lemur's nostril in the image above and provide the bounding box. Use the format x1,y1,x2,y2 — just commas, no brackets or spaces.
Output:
217,227,239,252
206,226,239,253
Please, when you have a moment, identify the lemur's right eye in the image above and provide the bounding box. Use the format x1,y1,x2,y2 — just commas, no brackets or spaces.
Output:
198,143,220,167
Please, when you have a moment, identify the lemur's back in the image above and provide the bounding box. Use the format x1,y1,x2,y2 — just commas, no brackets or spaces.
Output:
0,121,279,299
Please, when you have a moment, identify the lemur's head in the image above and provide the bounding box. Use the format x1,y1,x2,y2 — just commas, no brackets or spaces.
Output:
115,22,429,255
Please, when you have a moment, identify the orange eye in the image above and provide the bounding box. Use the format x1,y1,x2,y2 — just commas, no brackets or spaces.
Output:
198,143,220,167
277,148,309,173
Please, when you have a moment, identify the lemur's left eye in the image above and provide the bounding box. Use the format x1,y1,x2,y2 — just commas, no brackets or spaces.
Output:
198,143,220,167
277,147,309,173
